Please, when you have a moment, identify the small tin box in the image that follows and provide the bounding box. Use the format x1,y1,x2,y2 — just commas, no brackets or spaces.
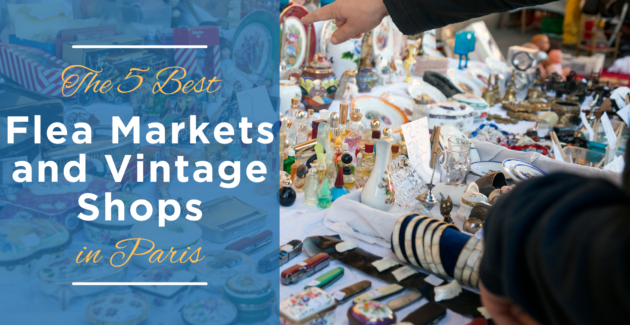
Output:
130,266,196,312
189,250,254,292
87,292,149,325
223,273,276,323
348,301,397,325
280,287,337,325
197,196,267,243
0,218,70,285
181,297,238,325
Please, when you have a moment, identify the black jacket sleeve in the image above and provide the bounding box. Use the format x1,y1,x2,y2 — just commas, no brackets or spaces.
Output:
479,173,630,325
384,0,556,35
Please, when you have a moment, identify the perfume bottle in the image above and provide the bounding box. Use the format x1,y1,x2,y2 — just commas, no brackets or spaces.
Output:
332,128,343,165
413,98,430,121
279,179,297,207
306,109,316,136
361,142,375,179
288,111,306,148
316,121,329,150
317,160,327,191
382,128,395,144
290,159,303,182
285,97,300,122
342,166,356,190
339,102,349,137
337,143,355,173
327,112,339,142
293,164,308,193
296,123,308,144
344,107,363,153
330,166,350,202
325,151,336,185
360,119,380,148
317,178,332,209
283,148,296,174
391,144,400,161
304,167,319,205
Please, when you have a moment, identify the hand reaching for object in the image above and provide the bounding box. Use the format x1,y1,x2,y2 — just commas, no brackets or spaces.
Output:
301,0,389,45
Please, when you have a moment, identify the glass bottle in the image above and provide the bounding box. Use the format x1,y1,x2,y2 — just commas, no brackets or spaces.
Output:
413,98,430,121
317,161,327,192
283,148,296,174
296,123,308,144
293,164,308,193
360,119,380,148
288,111,306,148
391,144,400,161
330,166,350,202
306,109,316,136
317,121,329,150
361,142,375,179
339,102,350,137
285,97,300,123
325,151,336,185
290,159,303,182
328,112,339,142
382,128,395,144
279,179,297,207
342,166,356,190
317,178,332,209
332,128,343,165
304,167,319,205
344,107,364,153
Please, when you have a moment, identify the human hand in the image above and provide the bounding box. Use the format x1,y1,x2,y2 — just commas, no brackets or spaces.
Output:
479,283,540,325
301,0,388,45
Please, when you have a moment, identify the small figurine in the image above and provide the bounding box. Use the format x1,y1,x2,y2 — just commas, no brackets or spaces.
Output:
334,69,358,100
531,34,550,60
543,49,570,79
454,31,476,69
502,73,517,103
403,44,419,82
482,77,495,106
375,54,391,85
439,194,454,224
342,77,359,101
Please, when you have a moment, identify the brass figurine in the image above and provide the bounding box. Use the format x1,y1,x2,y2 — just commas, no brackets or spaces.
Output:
502,73,517,103
440,194,454,224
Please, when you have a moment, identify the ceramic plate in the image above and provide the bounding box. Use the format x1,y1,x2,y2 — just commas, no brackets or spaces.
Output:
502,159,546,183
381,92,414,117
447,69,484,97
438,124,481,162
280,5,316,67
373,16,394,61
319,20,335,55
233,10,279,78
282,17,307,70
351,95,408,133
470,161,511,179
407,79,447,103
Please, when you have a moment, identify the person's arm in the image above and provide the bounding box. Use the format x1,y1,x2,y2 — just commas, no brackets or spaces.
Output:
480,173,630,325
302,0,556,44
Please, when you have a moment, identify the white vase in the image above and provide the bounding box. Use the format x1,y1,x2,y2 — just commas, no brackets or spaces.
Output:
361,139,396,211
279,80,302,115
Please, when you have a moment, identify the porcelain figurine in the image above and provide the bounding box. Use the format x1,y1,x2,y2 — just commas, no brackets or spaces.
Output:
300,53,337,112
361,139,395,211
457,191,488,220
342,77,359,101
403,44,418,82
356,31,378,93
334,69,359,100
375,54,392,85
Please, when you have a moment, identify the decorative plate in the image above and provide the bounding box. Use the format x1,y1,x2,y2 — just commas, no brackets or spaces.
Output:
502,159,546,183
350,95,409,133
447,69,484,97
470,161,511,179
381,92,414,117
281,5,316,68
407,79,447,103
438,125,481,162
233,10,279,79
281,17,307,70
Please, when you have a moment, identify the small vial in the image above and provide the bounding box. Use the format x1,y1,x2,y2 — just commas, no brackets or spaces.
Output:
296,123,308,144
330,166,350,202
293,164,308,193
304,167,319,205
342,166,356,190
283,148,296,174
317,178,332,209
382,128,395,143
361,143,375,178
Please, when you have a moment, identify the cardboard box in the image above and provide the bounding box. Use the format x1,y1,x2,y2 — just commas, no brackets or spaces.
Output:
62,34,143,66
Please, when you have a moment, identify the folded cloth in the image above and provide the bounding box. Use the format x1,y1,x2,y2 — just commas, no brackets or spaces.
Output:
473,140,623,186
323,190,411,247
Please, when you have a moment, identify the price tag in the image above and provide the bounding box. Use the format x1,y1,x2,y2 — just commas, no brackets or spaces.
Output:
19,233,40,248
372,257,400,272
475,228,484,241
392,266,418,282
424,274,445,286
580,112,594,141
601,113,617,150
306,280,320,287
367,290,384,299
617,104,630,126
400,117,431,182
333,291,346,301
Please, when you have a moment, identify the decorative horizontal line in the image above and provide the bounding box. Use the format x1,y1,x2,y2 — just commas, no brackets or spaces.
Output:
71,45,208,49
72,282,208,286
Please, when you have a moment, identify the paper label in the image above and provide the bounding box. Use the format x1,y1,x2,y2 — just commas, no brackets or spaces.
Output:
604,155,626,172
306,280,320,287
400,117,431,181
552,142,564,162
372,257,400,272
298,261,307,267
475,228,484,241
601,113,617,150
617,104,630,126
580,112,595,141
392,266,418,282
336,241,357,253
333,291,346,301
367,290,384,299
19,233,40,248
424,274,445,286
280,244,294,253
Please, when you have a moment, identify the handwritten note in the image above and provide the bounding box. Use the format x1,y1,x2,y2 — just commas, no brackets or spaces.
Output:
580,112,594,141
600,113,617,150
401,117,431,182
617,104,630,126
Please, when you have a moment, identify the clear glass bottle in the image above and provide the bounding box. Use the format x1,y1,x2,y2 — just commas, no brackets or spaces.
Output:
296,123,308,144
283,148,296,174
293,164,308,193
317,161,327,192
317,121,329,150
330,166,350,202
360,119,380,148
332,128,343,165
317,178,332,209
382,128,395,144
327,112,339,142
412,98,430,121
290,159,303,182
285,97,300,123
325,151,336,185
361,142,375,179
342,166,356,190
306,109,316,136
339,102,350,137
344,107,364,153
304,167,319,205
